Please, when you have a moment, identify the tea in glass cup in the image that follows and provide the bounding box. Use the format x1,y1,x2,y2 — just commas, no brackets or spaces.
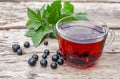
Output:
56,16,114,68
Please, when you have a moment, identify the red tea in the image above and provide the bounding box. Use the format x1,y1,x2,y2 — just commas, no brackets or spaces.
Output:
57,22,106,67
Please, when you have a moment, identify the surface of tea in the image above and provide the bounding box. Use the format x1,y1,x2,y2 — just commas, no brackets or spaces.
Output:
58,21,106,67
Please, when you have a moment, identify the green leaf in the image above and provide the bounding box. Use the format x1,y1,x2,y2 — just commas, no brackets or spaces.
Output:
75,12,88,16
60,15,89,23
46,0,62,23
74,12,88,21
60,16,77,23
26,20,41,30
51,0,62,11
25,1,89,47
49,33,56,39
40,4,45,17
27,8,45,30
49,24,57,39
36,10,42,21
25,29,35,37
27,8,41,22
46,4,51,13
74,15,89,21
61,1,74,15
75,13,89,21
47,8,59,24
47,0,62,13
31,25,52,47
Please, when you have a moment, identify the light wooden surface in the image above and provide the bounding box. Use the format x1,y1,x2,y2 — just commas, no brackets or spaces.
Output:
0,2,120,28
0,0,120,3
0,2,120,79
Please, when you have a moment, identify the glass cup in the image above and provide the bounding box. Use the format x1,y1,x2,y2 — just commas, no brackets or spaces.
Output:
56,15,115,68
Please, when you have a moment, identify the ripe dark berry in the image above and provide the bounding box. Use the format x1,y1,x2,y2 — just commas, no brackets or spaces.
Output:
32,54,39,61
44,49,50,55
57,59,64,65
40,59,47,67
79,51,89,58
17,49,23,55
50,62,57,69
83,51,89,57
52,54,59,62
24,41,30,48
56,49,61,56
44,41,48,45
42,54,47,59
12,44,20,52
28,58,36,66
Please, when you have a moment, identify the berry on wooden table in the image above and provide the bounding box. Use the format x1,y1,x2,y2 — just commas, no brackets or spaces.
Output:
42,54,47,59
44,41,48,45
28,58,36,66
56,49,61,56
57,59,64,65
44,49,50,55
17,49,23,55
12,44,20,52
24,41,30,48
40,59,48,67
52,54,59,62
50,62,57,69
32,54,39,61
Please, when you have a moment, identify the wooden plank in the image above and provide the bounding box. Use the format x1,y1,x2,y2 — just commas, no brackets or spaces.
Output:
0,2,120,28
0,29,119,55
0,2,120,79
0,52,120,79
0,29,58,55
0,0,120,3
0,33,119,79
0,27,119,79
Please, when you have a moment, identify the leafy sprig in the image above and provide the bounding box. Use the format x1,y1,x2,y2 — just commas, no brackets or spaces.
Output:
25,0,88,47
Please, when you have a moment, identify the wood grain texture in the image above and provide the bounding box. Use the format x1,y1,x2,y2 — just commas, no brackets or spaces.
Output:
0,2,120,79
0,29,119,55
0,0,120,3
0,2,120,28
0,29,120,79
0,53,120,79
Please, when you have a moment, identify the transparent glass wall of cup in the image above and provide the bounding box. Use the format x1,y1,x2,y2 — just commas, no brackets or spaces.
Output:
56,15,115,68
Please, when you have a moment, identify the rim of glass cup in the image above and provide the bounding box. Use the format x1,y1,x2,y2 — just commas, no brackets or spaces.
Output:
56,15,110,41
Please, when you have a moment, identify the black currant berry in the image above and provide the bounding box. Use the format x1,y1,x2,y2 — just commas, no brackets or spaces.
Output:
24,41,30,48
40,59,48,67
12,44,20,52
42,54,47,59
32,54,39,61
44,41,48,45
56,49,61,56
57,59,64,65
28,58,36,66
52,54,59,62
44,49,50,55
50,62,57,69
16,49,23,55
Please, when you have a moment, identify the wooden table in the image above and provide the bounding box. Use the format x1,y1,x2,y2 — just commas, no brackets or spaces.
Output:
0,1,120,79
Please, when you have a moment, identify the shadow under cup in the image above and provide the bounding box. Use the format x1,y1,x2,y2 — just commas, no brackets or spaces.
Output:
56,16,109,68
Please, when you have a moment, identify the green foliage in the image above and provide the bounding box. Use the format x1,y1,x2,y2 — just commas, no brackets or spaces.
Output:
26,0,88,47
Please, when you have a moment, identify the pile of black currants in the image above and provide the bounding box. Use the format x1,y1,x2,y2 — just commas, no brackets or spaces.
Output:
12,41,64,69
28,49,64,69
12,41,30,55
40,49,64,69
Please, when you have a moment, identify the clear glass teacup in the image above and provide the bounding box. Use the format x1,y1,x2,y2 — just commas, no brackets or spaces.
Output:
56,15,115,68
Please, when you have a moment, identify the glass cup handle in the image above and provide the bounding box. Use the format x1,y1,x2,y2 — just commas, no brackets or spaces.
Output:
104,30,115,50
